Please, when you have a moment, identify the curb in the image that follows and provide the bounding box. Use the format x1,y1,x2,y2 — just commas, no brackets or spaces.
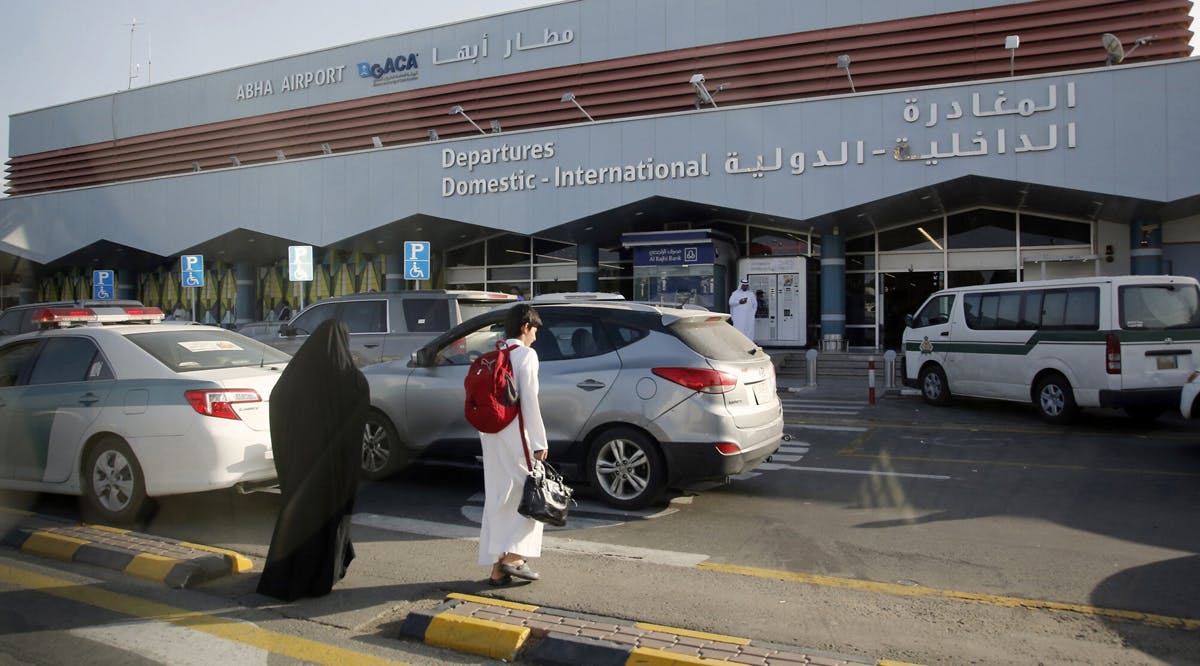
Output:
402,592,887,666
0,508,251,588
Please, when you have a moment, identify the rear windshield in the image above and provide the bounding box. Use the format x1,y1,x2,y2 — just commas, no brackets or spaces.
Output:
1120,284,1200,330
127,329,291,372
669,317,757,361
458,300,513,324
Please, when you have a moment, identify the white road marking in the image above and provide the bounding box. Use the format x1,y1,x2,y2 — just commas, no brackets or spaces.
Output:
768,454,804,463
787,424,869,432
351,513,708,567
787,466,951,480
71,619,268,665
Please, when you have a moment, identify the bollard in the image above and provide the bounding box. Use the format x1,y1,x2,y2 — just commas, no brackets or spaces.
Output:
868,359,876,405
805,348,818,387
883,350,897,389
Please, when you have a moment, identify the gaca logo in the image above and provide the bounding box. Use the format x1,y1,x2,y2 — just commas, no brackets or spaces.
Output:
357,52,419,86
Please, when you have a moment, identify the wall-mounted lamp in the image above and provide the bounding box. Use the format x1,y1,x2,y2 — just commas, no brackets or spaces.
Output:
229,156,241,166
321,143,332,155
1004,35,1019,76
372,136,383,148
689,73,726,109
427,129,440,142
490,119,502,134
191,162,202,172
275,150,286,161
560,92,595,122
449,105,487,135
836,55,856,93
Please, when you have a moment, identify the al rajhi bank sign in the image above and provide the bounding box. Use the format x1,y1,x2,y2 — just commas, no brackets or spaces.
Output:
437,81,1078,199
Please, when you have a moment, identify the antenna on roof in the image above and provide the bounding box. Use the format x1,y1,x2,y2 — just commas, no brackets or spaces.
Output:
125,17,142,89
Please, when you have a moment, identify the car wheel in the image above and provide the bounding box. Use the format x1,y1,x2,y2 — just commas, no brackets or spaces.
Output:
919,364,951,406
1034,374,1078,424
82,436,148,525
586,427,665,510
361,410,408,481
1123,406,1165,422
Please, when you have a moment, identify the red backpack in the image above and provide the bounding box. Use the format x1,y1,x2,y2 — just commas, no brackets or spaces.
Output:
464,340,520,433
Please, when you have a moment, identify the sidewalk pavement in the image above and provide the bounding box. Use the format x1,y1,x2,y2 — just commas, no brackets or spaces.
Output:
1,509,918,665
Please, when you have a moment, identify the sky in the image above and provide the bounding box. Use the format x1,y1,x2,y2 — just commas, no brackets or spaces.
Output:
1,0,1197,196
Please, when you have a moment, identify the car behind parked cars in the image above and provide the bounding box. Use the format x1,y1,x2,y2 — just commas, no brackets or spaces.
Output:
245,290,516,367
359,301,782,508
0,304,291,523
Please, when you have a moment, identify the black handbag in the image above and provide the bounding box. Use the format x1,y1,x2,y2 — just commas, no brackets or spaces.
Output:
515,408,574,527
518,461,573,527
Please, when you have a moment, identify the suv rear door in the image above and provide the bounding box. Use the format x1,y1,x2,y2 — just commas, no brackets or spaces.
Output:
1117,281,1200,389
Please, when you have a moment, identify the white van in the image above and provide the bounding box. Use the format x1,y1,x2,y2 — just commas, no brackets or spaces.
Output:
901,276,1200,423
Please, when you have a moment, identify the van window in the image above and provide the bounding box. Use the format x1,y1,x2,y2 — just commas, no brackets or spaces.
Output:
1119,284,1200,330
1040,288,1098,330
912,294,955,328
965,291,1025,330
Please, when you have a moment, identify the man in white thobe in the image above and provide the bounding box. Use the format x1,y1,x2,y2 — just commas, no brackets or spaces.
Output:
477,304,549,586
728,279,757,340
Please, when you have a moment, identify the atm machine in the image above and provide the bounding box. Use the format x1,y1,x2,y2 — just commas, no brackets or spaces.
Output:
736,256,806,345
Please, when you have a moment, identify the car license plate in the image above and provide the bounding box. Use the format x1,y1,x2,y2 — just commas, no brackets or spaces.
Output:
752,382,770,404
1156,355,1178,370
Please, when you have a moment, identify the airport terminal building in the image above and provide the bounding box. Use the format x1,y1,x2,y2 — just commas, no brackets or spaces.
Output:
2,0,1198,349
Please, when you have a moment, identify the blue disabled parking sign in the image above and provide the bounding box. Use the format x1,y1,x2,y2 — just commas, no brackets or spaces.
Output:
181,254,205,287
404,241,430,280
92,269,115,300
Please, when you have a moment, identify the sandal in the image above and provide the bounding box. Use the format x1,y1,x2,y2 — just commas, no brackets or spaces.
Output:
498,562,540,581
488,574,513,587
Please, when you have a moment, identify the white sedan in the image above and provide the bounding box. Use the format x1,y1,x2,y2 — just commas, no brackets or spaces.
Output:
1181,370,1200,419
0,306,290,523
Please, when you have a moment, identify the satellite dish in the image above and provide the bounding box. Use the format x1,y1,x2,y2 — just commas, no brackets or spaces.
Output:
1101,33,1125,65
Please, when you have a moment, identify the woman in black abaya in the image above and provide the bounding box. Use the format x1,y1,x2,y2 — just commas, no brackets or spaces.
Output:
257,319,368,601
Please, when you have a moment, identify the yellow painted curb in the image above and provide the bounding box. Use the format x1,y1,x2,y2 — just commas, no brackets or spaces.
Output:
446,591,539,611
124,553,179,582
634,622,750,646
879,660,926,666
424,613,530,661
626,646,728,665
178,541,255,573
21,532,86,561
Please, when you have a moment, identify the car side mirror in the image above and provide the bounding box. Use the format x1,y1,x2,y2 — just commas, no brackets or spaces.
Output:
278,324,294,337
412,347,434,367
905,314,914,328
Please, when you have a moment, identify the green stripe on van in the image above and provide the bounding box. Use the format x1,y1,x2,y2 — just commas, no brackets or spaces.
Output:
903,328,1200,356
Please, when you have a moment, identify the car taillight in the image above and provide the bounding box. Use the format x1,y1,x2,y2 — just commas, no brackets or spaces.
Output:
715,442,741,455
185,389,261,420
652,367,737,393
1105,334,1121,375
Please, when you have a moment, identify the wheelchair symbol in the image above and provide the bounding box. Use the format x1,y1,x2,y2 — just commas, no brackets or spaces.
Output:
184,274,202,287
95,287,111,299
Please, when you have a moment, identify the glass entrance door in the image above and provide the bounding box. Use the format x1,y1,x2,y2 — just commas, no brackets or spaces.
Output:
881,271,943,350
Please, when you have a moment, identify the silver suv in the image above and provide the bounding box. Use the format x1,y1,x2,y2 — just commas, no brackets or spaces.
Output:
360,301,783,509
251,290,515,367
